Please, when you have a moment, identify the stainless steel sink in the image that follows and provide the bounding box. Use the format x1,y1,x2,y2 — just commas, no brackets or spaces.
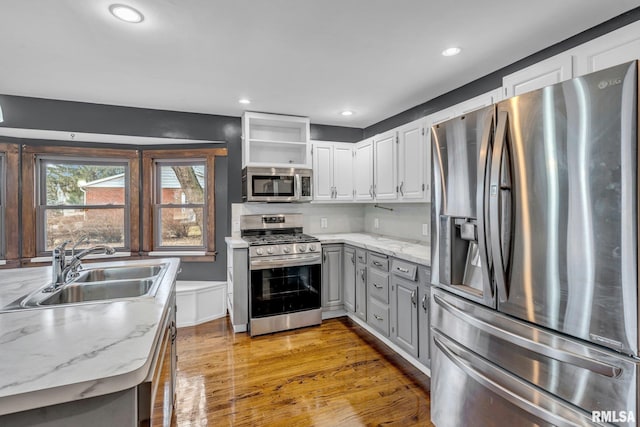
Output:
38,279,155,305
1,262,169,311
73,265,163,283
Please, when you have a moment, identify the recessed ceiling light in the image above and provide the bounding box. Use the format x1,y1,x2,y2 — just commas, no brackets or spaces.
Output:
109,4,144,23
340,110,354,116
238,98,251,105
442,47,461,57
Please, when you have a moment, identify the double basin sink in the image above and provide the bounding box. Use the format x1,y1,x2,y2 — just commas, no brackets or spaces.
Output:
2,263,169,311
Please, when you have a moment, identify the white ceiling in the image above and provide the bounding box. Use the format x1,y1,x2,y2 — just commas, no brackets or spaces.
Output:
1,0,639,128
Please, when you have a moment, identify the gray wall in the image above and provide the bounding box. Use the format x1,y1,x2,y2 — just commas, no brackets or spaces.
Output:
0,95,361,280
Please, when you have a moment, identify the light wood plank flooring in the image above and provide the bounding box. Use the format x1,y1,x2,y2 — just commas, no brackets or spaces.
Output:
173,316,433,426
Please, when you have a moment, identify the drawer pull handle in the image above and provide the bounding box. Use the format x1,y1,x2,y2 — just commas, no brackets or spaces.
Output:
374,314,383,321
373,283,383,289
397,267,409,273
373,261,383,267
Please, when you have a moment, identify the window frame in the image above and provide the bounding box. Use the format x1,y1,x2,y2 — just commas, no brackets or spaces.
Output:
22,145,140,259
0,142,19,266
36,156,131,253
142,148,226,261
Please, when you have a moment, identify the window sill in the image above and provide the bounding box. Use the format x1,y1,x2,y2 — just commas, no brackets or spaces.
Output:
148,251,206,257
30,252,133,263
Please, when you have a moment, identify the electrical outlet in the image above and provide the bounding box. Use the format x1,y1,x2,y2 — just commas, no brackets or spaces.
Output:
422,223,429,236
374,218,379,229
321,218,328,229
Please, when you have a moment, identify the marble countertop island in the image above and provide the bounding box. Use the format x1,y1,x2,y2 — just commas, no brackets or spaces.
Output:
0,258,180,416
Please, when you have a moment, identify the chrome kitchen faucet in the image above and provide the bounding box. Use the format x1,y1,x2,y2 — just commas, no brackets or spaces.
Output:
48,238,116,290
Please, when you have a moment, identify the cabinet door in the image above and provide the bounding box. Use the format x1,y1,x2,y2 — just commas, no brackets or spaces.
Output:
312,142,334,201
333,144,354,201
373,131,398,200
343,246,356,312
354,139,374,201
502,55,573,98
418,282,431,367
390,277,419,357
355,262,367,320
574,22,640,76
398,121,426,201
322,245,343,310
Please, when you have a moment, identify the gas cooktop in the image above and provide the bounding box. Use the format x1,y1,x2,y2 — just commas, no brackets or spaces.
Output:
242,233,319,246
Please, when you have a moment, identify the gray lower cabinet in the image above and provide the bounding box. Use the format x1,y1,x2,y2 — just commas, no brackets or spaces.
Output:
322,244,343,310
343,246,356,313
355,249,367,321
366,252,390,336
390,275,419,357
418,267,431,367
227,247,248,332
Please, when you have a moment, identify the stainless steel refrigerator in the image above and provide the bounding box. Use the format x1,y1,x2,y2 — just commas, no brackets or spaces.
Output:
431,61,639,427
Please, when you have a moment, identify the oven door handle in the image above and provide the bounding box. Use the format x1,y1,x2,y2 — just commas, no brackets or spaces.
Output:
250,254,322,270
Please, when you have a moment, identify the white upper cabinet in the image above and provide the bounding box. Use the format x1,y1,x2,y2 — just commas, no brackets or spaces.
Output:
242,112,311,168
397,119,428,202
502,55,573,98
373,130,398,201
312,141,354,202
333,144,355,200
573,21,640,76
354,138,374,201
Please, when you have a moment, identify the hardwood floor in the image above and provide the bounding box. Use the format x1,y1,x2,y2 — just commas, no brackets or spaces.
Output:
173,316,433,426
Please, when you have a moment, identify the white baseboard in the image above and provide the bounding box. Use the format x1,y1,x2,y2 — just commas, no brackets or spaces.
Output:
176,281,227,328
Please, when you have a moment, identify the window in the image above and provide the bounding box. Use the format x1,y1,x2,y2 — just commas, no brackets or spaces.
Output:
38,158,129,251
142,148,226,259
155,160,206,249
22,145,140,258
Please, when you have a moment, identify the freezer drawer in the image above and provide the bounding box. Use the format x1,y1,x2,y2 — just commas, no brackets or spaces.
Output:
431,288,639,427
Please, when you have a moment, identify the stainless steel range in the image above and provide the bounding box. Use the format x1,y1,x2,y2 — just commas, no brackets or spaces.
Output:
241,214,321,336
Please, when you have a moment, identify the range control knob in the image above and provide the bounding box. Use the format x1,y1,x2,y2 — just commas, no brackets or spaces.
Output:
309,244,316,252
267,247,274,254
283,246,291,254
256,248,264,255
298,244,307,252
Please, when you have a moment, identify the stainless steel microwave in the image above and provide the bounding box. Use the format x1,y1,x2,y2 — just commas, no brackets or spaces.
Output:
242,167,312,202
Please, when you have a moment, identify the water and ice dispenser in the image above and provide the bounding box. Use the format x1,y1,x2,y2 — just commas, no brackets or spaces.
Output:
439,216,483,295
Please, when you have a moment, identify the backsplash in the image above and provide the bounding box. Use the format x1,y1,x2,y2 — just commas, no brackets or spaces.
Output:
363,203,430,243
231,203,365,236
231,202,430,243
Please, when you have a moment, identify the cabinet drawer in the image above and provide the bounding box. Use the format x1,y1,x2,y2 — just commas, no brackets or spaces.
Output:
369,253,389,271
367,297,390,336
356,249,367,264
391,259,417,281
368,268,389,303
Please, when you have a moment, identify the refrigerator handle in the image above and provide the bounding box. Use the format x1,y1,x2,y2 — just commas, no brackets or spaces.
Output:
490,111,510,303
477,110,495,301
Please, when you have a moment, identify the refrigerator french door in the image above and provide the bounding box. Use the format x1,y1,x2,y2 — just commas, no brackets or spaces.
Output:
431,61,639,426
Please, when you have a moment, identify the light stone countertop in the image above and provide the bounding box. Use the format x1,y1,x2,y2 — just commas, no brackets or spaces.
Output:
0,258,181,416
312,233,430,266
225,236,249,249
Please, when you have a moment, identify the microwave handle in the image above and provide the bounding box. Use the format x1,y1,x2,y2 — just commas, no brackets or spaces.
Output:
295,174,302,201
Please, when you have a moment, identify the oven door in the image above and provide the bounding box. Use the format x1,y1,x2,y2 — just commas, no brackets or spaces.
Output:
250,255,321,318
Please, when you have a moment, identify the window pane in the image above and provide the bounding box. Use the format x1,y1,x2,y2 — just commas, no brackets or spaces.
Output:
158,207,204,247
45,163,126,206
44,208,125,251
159,164,205,204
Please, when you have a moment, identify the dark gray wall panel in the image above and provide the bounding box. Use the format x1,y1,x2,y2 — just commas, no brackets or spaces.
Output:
310,124,363,143
364,7,640,137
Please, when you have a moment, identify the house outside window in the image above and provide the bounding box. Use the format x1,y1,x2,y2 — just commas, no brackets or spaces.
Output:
38,158,129,251
155,161,206,249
